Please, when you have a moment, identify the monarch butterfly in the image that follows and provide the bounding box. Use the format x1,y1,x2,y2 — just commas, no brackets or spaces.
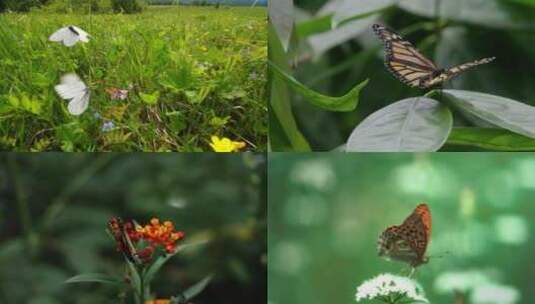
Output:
372,24,495,89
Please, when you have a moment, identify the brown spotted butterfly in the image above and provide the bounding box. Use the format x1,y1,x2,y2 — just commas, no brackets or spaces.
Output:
377,204,432,267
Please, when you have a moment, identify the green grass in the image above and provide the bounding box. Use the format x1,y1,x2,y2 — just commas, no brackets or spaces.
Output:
0,6,267,151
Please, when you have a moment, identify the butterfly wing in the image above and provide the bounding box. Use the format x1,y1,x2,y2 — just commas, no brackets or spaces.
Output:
399,204,431,262
55,73,90,115
372,24,437,88
49,26,80,47
378,226,419,265
71,25,90,43
49,27,71,42
68,90,90,115
378,204,431,267
422,57,496,88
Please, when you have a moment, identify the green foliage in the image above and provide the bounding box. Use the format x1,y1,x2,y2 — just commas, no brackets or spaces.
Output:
111,0,145,13
0,6,267,151
270,0,535,151
0,154,266,303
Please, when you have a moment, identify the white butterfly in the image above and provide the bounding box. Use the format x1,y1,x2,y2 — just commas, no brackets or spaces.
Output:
49,25,90,47
54,73,90,115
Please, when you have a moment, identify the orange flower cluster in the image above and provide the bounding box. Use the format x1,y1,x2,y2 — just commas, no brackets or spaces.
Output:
136,218,185,254
108,217,185,265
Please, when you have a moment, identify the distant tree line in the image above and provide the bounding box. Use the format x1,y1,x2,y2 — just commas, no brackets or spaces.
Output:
0,0,144,12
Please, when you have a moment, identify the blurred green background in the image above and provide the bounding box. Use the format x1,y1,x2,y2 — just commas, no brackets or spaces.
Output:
270,0,535,151
268,153,534,304
0,153,266,303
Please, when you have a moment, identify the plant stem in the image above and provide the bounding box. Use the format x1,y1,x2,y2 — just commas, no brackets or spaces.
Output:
139,265,145,303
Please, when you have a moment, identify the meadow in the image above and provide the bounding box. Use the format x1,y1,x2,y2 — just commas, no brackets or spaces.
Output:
0,6,267,151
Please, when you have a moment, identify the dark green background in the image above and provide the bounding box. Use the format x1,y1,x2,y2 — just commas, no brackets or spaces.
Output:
268,153,534,304
0,153,266,304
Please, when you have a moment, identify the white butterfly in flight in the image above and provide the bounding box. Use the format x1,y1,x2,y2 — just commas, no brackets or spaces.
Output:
49,25,90,47
54,73,90,115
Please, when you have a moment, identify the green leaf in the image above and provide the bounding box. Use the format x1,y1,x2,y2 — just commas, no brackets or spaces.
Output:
269,61,368,112
443,90,535,139
180,274,214,302
269,24,311,151
332,0,395,27
397,0,535,29
20,94,42,115
64,273,122,285
126,260,142,298
269,0,293,51
143,240,209,286
8,95,20,107
295,14,333,38
446,127,535,151
346,97,453,152
140,91,160,105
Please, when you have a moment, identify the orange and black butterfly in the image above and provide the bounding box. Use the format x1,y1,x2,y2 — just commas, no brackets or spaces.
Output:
377,204,432,268
372,24,495,89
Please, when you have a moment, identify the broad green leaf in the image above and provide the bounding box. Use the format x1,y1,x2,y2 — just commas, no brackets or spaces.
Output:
346,97,452,152
140,91,160,105
307,15,377,57
269,62,368,112
269,24,311,151
268,0,293,51
64,273,122,285
181,274,214,301
332,0,395,27
443,90,535,139
295,14,333,38
447,127,535,151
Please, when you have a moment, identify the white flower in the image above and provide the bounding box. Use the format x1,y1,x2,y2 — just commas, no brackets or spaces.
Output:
471,283,520,304
434,270,491,294
355,273,428,303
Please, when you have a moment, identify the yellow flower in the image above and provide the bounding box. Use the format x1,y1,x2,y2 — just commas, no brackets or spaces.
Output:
209,136,246,152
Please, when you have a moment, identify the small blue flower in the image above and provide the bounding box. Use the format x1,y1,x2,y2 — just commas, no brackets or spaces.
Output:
93,112,101,119
101,121,115,132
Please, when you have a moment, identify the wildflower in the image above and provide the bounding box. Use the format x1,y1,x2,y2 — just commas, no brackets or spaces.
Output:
209,136,246,152
93,112,101,119
355,273,428,303
108,217,185,265
136,218,186,254
102,121,115,132
106,87,129,100
470,283,520,304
